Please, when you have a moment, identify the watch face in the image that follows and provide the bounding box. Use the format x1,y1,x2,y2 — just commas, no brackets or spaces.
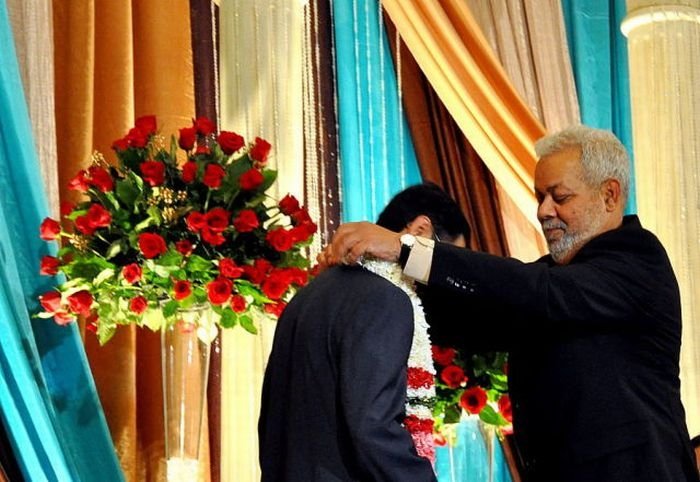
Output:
400,233,416,247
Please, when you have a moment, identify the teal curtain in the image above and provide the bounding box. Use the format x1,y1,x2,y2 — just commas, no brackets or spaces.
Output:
435,418,513,482
0,2,124,480
332,0,422,222
561,0,636,214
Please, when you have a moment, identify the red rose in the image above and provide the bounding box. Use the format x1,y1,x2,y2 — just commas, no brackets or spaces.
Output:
278,194,301,215
206,207,229,232
122,263,142,284
135,115,157,136
243,258,272,284
195,145,210,156
86,203,111,228
232,210,259,233
67,290,93,316
39,291,62,312
217,131,245,155
75,215,96,236
186,212,206,233
290,224,314,244
88,166,114,192
239,168,264,190
126,127,148,148
282,267,308,287
460,386,488,415
140,161,165,186
407,367,434,390
40,255,60,276
219,258,244,278
264,301,286,318
207,277,232,305
194,116,215,136
181,161,198,183
129,295,148,314
291,208,312,225
440,365,467,388
173,280,192,301
433,433,448,447
67,170,90,192
60,201,75,217
403,414,434,434
179,126,197,150
111,137,129,151
138,232,167,259
85,313,99,333
203,163,226,189
261,279,288,301
432,346,457,366
175,239,193,256
266,227,294,252
250,137,272,163
230,294,247,313
40,218,61,240
201,228,226,246
498,395,513,423
54,311,75,326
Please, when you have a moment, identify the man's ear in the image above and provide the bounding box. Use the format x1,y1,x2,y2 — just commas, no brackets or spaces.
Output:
601,179,622,212
406,215,434,238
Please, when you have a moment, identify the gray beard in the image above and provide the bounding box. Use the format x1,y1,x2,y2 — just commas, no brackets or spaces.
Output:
543,209,605,264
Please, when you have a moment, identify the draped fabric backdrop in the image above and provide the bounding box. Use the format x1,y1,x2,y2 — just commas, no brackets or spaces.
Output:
7,0,59,217
333,0,422,223
188,2,222,481
302,0,341,249
561,0,636,214
1,0,122,479
622,0,700,437
52,1,207,480
219,1,307,480
381,0,545,234
383,16,509,256
465,0,581,261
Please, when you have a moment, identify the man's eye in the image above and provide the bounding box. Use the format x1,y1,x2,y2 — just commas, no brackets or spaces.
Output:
553,195,570,203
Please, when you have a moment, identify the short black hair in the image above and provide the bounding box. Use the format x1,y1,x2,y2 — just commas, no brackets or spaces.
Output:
376,182,470,243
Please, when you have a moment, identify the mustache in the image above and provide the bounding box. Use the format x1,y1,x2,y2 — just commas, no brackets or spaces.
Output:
541,219,567,231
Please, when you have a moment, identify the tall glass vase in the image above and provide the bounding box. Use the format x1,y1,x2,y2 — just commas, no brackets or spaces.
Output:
161,305,216,482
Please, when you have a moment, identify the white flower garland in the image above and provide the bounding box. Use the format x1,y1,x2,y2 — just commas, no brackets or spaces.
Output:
360,259,436,463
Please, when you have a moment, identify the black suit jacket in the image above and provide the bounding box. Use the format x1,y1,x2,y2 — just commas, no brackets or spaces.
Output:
259,266,436,482
427,216,699,481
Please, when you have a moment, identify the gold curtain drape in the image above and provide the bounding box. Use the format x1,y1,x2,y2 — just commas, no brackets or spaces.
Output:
463,0,580,261
622,0,700,437
53,1,208,480
381,0,545,232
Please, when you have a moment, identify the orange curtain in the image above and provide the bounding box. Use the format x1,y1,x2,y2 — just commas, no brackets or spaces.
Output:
381,0,545,230
52,1,206,480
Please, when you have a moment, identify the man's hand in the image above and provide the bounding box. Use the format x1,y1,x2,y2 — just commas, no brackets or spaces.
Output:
318,222,402,268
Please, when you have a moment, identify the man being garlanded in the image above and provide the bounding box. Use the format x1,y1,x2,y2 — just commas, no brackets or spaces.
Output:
258,183,469,482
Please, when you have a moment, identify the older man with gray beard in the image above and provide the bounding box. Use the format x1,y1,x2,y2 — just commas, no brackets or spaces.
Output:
321,125,699,482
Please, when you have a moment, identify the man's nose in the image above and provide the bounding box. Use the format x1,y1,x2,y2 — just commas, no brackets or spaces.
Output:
537,196,555,222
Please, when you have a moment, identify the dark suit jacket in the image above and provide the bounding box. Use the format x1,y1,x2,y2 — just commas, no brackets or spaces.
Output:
427,216,699,481
259,266,436,482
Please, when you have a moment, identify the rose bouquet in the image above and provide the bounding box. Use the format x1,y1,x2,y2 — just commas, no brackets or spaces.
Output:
431,346,511,443
37,115,316,344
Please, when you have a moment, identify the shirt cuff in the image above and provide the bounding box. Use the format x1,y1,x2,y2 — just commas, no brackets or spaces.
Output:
403,236,434,283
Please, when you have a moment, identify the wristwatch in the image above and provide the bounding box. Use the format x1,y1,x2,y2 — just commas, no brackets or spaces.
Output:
398,233,416,267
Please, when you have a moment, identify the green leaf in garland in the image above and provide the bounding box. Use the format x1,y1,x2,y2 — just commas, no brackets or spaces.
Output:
162,300,179,318
186,255,213,272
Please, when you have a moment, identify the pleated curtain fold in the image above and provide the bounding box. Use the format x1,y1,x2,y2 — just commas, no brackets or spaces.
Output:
52,1,204,480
